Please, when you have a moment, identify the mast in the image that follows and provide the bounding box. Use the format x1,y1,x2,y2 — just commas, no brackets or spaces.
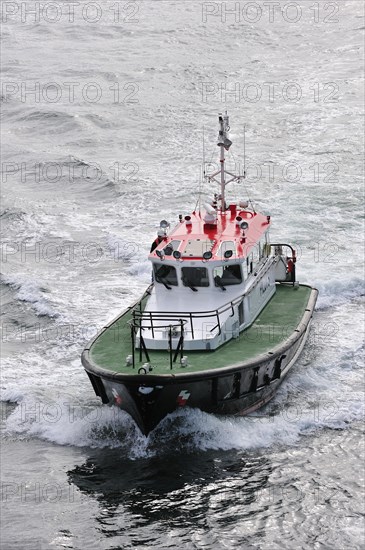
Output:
218,115,225,210
243,123,246,177
206,112,242,211
217,112,232,211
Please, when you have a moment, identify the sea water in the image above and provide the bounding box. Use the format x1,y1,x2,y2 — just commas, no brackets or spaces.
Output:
1,1,364,548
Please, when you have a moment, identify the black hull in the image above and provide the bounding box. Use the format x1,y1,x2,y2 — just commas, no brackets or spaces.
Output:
82,311,313,436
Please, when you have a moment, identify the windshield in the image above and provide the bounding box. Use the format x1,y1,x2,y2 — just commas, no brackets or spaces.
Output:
153,264,178,286
181,267,209,288
214,264,242,286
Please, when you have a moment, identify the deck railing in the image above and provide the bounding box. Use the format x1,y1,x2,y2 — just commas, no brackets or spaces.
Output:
129,316,187,370
128,291,246,369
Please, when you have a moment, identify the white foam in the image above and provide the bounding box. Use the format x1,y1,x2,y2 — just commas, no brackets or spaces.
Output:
3,396,143,449
1,273,59,318
0,387,25,404
3,377,363,459
128,260,152,283
314,276,364,310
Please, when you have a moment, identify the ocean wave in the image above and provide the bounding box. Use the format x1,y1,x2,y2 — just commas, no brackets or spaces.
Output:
3,392,364,460
315,276,364,310
64,155,120,194
0,207,26,221
4,107,81,135
0,273,59,318
21,110,74,122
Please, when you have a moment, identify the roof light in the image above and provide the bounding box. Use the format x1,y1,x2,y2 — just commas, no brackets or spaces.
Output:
203,251,213,260
173,250,181,259
164,246,173,256
224,250,233,259
240,221,249,230
156,250,164,259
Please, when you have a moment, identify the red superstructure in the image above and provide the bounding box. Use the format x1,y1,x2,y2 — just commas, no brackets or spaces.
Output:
150,209,270,262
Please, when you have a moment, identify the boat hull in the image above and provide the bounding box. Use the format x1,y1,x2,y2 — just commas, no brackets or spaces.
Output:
82,291,316,435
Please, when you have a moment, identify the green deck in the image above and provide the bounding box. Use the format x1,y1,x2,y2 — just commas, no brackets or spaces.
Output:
88,284,312,375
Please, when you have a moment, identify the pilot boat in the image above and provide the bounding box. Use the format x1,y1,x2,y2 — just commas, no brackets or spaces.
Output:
81,113,318,435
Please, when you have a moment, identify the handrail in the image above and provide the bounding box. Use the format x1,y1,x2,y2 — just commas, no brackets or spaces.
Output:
270,243,296,257
130,315,186,369
130,301,232,342
129,315,188,331
269,243,296,285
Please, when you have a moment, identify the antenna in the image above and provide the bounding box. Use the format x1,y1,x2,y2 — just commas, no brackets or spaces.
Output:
243,123,246,178
202,125,206,179
200,126,206,213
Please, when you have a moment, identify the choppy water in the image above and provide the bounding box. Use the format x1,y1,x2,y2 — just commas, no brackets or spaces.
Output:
1,1,364,548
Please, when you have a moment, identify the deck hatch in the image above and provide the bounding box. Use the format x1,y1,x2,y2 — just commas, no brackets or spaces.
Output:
182,239,215,258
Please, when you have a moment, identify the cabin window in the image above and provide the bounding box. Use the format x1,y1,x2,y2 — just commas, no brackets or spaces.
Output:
214,264,243,286
182,267,209,287
153,264,178,286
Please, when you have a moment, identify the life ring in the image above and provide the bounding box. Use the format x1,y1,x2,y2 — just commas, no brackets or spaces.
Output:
138,367,147,374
